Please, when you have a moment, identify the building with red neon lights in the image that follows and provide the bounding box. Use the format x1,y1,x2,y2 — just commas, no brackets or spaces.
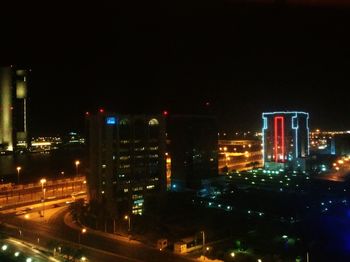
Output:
262,111,309,170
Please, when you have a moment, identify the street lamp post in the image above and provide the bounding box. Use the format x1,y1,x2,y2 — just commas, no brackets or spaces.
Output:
75,160,80,176
16,167,21,185
200,231,205,251
124,215,131,232
40,179,46,217
78,228,87,245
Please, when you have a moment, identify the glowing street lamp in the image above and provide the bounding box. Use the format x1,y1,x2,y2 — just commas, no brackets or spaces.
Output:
230,252,235,257
124,215,131,232
75,160,80,176
16,166,22,185
40,178,46,190
78,228,87,245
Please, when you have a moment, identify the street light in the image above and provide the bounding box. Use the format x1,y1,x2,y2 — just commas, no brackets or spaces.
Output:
78,228,87,245
230,252,235,258
124,215,131,232
40,179,46,217
200,231,205,253
16,167,21,185
75,160,80,176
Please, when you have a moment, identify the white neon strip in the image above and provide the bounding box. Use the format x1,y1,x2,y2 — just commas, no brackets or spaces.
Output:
306,113,310,155
292,113,298,158
262,114,268,166
263,111,308,116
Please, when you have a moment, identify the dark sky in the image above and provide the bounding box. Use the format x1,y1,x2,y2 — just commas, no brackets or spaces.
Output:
2,1,350,135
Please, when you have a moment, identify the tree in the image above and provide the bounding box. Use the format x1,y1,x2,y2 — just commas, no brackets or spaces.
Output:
69,199,85,222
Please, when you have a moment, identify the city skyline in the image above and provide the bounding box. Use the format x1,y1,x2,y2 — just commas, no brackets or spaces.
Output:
1,2,350,135
1,2,350,261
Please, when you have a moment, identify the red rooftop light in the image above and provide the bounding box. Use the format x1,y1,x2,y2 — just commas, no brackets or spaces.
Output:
163,110,168,116
99,108,104,113
85,111,90,116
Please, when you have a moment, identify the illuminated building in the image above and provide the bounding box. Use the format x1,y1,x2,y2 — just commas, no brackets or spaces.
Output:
310,129,350,156
167,115,218,190
86,112,166,217
0,66,29,151
218,139,263,172
262,111,309,170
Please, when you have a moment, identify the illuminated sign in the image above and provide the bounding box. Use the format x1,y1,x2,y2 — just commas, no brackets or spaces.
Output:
106,117,117,125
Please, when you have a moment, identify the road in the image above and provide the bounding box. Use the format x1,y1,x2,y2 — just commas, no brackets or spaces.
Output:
0,176,86,207
0,237,59,262
0,203,193,262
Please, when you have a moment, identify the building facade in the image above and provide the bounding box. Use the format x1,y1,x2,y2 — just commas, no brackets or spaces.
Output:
218,139,263,172
86,112,166,217
0,66,29,152
262,111,309,170
167,115,218,190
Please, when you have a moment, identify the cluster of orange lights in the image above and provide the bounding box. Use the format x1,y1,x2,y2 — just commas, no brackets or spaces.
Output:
333,157,350,171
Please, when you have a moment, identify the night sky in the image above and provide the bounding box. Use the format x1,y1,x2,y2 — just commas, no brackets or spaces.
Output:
2,1,350,135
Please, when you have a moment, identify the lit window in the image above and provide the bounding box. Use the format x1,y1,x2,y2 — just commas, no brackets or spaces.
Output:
119,119,129,125
149,118,159,126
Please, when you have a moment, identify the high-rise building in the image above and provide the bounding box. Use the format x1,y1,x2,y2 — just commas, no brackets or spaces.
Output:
13,69,29,149
86,111,219,217
167,115,218,190
86,112,166,217
0,66,29,151
262,111,309,170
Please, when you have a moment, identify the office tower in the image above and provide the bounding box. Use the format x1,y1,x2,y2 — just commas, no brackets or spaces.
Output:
167,115,218,190
0,67,13,151
262,111,309,170
13,69,29,149
86,112,166,217
0,66,29,151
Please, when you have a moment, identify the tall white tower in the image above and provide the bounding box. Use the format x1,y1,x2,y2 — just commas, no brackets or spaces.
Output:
0,67,13,151
0,66,29,152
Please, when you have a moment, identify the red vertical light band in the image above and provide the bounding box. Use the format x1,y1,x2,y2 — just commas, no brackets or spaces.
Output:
281,116,285,162
274,117,278,162
274,116,285,162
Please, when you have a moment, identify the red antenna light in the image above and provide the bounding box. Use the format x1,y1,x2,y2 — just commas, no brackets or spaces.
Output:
85,111,90,116
163,110,168,116
99,108,104,113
